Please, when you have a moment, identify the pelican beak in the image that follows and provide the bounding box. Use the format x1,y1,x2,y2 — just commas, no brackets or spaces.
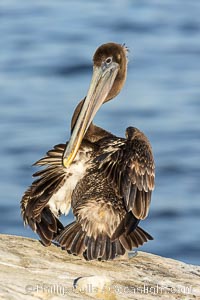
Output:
63,62,119,167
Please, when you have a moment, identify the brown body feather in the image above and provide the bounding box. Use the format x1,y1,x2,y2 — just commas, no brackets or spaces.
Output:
55,127,154,260
21,127,154,258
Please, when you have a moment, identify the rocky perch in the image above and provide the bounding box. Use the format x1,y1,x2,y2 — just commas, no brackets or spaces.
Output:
0,234,199,300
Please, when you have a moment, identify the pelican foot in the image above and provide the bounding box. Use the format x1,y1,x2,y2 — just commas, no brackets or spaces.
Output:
128,250,138,259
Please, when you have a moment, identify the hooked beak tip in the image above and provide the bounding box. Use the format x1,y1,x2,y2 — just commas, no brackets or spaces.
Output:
63,154,73,168
63,158,69,168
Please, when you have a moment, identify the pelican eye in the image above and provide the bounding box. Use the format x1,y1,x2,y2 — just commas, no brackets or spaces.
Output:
105,57,112,65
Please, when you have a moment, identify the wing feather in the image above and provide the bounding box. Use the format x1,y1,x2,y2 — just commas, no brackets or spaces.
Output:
20,143,68,244
96,127,155,220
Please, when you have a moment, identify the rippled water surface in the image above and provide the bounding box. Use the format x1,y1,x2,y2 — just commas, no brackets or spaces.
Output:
0,0,200,265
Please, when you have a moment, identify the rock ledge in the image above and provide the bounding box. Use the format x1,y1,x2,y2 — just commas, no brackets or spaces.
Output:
0,234,199,300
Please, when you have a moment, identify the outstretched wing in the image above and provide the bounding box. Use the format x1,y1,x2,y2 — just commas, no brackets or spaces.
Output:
96,127,155,220
20,144,69,245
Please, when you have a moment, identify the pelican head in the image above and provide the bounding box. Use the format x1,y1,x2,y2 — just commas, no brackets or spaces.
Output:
63,42,128,167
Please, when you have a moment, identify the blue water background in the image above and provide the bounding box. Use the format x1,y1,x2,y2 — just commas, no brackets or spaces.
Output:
0,0,200,265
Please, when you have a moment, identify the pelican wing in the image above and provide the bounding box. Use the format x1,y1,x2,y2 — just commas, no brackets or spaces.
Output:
96,127,155,220
20,144,68,245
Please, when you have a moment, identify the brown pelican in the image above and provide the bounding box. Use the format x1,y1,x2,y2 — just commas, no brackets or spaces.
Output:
21,42,155,261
